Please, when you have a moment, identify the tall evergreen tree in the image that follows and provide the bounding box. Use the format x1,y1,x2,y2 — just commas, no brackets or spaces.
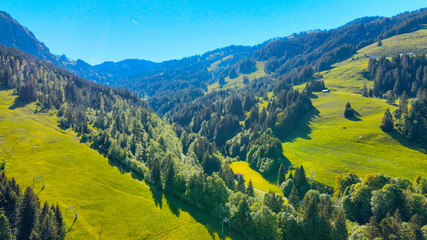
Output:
386,90,396,105
277,163,286,185
399,90,408,114
380,108,394,132
236,176,246,193
344,102,355,118
164,158,176,193
16,187,40,240
219,163,235,190
151,161,162,190
362,82,369,97
0,212,12,240
246,180,254,197
289,185,300,207
333,210,348,240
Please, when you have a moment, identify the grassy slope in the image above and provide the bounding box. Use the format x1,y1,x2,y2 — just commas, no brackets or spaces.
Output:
229,162,283,196
283,26,427,186
208,61,266,92
0,90,237,240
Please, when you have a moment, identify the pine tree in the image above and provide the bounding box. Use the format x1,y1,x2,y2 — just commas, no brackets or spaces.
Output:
237,176,245,193
164,158,176,193
151,161,162,190
246,180,254,197
16,187,40,240
399,90,408,114
365,216,381,239
277,163,286,185
380,108,394,132
344,102,355,118
377,39,382,47
333,210,347,240
0,212,12,240
362,82,369,97
409,214,423,240
289,185,300,208
386,90,396,105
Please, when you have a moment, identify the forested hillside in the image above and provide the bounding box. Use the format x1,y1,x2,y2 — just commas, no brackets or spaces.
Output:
0,6,426,240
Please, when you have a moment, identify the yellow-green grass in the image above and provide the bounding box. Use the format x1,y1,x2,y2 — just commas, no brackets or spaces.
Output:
355,24,427,58
230,161,283,196
284,27,427,186
285,90,427,187
208,61,266,92
0,90,238,240
207,55,234,72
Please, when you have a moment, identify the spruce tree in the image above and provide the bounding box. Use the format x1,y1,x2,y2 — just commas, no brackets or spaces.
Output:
151,161,162,190
344,102,355,118
16,187,40,240
333,210,348,240
237,176,245,193
277,163,286,185
0,212,12,240
289,185,300,208
246,180,254,197
164,158,176,193
365,216,381,239
399,90,408,114
380,108,394,132
386,90,396,105
362,83,369,97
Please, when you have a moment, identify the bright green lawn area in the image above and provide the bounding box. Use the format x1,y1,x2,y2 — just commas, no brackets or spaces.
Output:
229,161,283,196
356,24,427,57
208,61,266,92
0,90,238,240
284,27,427,186
283,91,427,186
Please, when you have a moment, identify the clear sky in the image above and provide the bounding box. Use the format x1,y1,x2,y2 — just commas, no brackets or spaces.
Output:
0,0,425,65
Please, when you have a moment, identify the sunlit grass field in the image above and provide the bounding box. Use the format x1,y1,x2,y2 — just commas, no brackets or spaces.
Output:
283,27,427,186
208,61,266,92
229,161,283,196
0,90,238,240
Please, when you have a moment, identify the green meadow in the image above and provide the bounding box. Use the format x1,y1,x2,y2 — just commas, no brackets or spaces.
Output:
229,161,283,196
208,61,266,92
284,27,427,186
0,90,238,240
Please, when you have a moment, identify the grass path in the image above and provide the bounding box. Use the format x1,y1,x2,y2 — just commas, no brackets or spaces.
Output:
0,90,238,240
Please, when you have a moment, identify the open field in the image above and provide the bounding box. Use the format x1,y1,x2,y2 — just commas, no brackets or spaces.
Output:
283,27,427,186
208,61,266,92
0,90,238,240
230,161,283,196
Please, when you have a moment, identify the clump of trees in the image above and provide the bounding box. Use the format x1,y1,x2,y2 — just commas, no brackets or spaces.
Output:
368,54,427,98
0,172,66,240
344,102,355,118
380,91,427,144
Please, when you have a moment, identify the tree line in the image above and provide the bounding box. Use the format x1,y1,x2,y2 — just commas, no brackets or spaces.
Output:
0,172,66,240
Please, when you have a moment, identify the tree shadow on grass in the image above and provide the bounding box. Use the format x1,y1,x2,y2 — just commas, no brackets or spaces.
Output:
387,130,427,154
8,98,30,110
345,109,362,121
163,193,239,240
282,107,320,143
149,186,163,209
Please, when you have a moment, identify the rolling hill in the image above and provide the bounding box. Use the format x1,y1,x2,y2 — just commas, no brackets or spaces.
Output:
0,89,238,240
284,25,427,186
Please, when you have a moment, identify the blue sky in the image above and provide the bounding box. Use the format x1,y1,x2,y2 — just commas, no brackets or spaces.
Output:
1,0,425,65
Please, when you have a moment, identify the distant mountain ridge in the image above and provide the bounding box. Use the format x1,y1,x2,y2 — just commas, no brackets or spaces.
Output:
0,11,57,63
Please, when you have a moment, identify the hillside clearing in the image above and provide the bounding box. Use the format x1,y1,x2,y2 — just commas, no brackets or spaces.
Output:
0,90,238,240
